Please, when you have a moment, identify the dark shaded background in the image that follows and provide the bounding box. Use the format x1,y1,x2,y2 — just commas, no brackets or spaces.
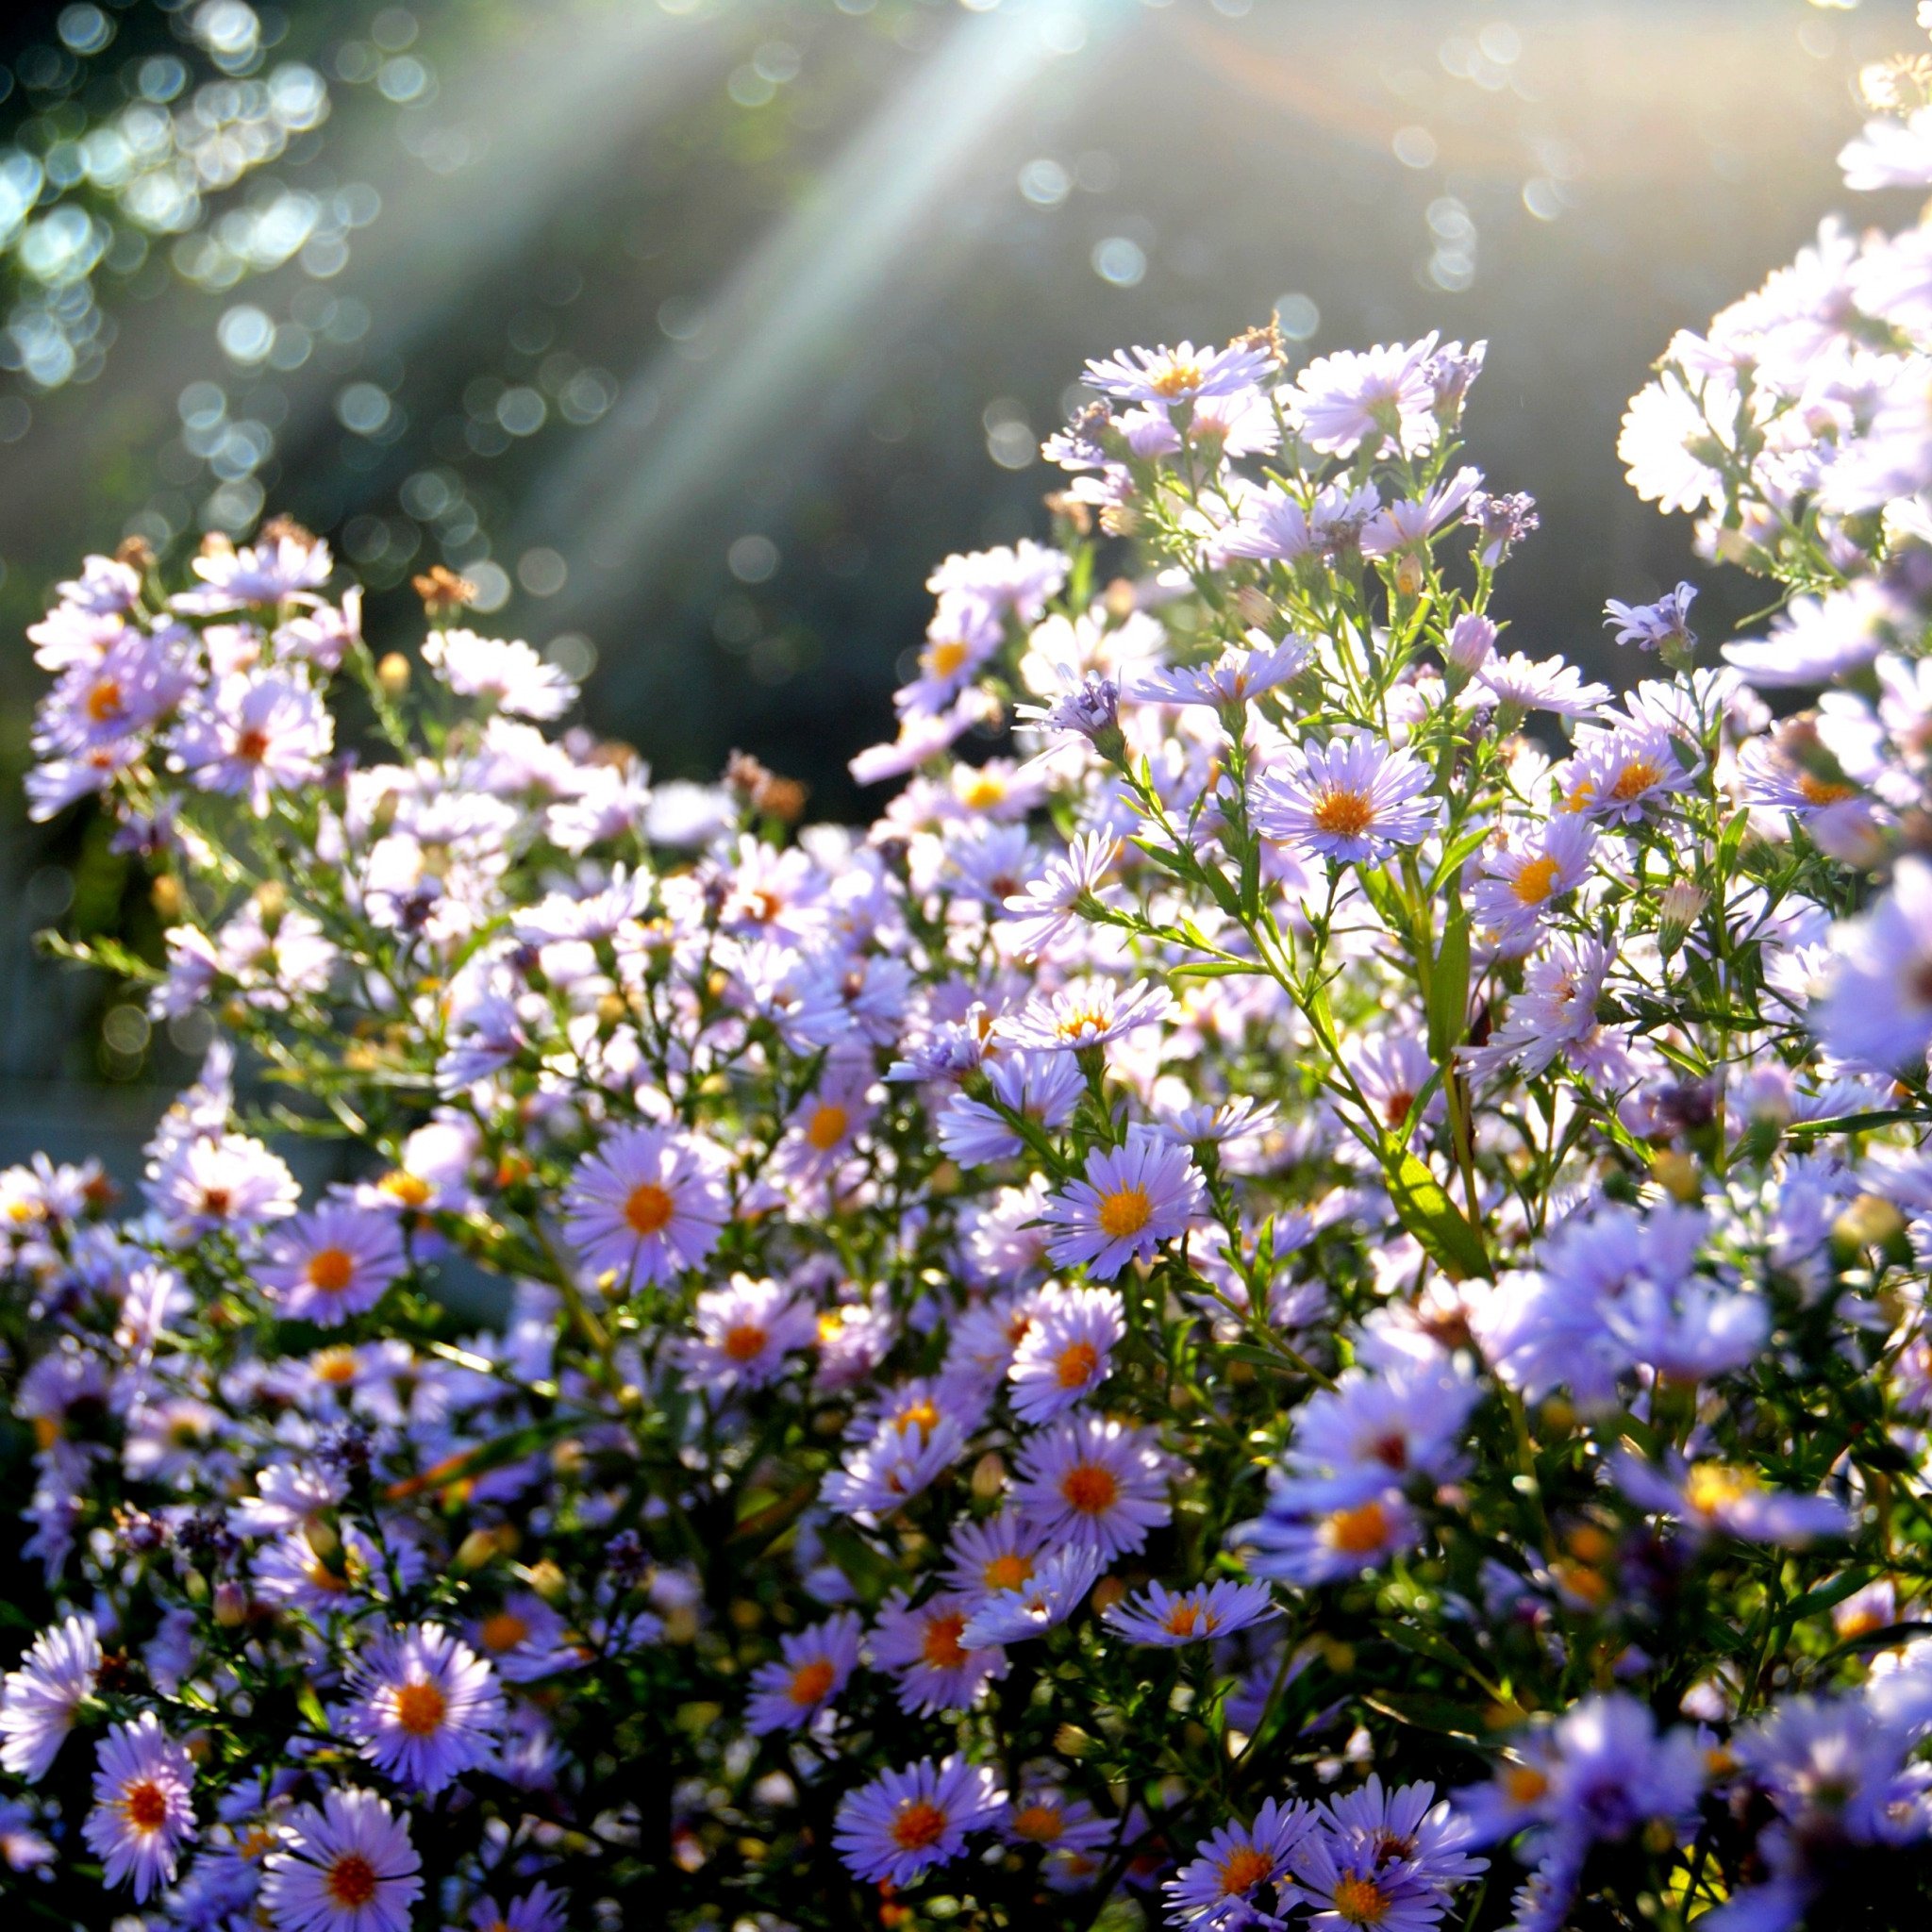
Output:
0,0,1918,1167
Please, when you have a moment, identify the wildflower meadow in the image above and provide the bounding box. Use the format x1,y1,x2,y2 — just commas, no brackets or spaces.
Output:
12,11,1932,1932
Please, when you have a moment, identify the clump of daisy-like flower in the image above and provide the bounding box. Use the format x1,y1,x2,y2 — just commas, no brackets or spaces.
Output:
15,21,1932,1929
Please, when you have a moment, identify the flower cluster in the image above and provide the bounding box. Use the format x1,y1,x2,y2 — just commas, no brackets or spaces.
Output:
12,25,1932,1932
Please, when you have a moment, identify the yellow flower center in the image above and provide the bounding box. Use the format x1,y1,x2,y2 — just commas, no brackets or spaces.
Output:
313,1347,358,1385
1611,758,1663,802
1095,1185,1152,1240
1511,855,1561,904
1684,1461,1758,1516
1311,787,1375,840
623,1181,674,1236
923,639,971,678
380,1169,432,1208
306,1246,356,1294
958,772,1007,810
1151,358,1206,397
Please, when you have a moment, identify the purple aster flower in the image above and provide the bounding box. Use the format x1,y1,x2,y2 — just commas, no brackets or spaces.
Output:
1015,672,1124,769
1164,1797,1313,1927
1011,1413,1174,1561
942,1509,1051,1604
1002,829,1122,955
1473,652,1611,720
959,1542,1106,1647
0,1614,100,1780
260,1204,408,1326
1464,489,1540,566
145,1129,300,1235
1818,857,1932,1072
821,1411,969,1520
1610,1452,1851,1547
1129,633,1311,710
833,1755,1008,1889
925,539,1068,625
871,1591,1008,1715
1008,1283,1125,1423
1605,582,1698,655
682,1274,818,1393
422,629,576,720
1101,1577,1279,1647
340,1624,506,1793
1083,339,1274,407
745,1610,862,1735
1041,1124,1205,1279
938,1049,1084,1164
1240,1476,1422,1587
1250,734,1444,866
173,526,332,613
562,1123,728,1290
37,627,192,754
1291,1776,1486,1931
1006,975,1174,1055
260,1785,423,1932
171,672,333,816
1470,817,1598,955
1223,480,1382,566
82,1712,196,1902
1288,334,1441,458
465,1882,571,1932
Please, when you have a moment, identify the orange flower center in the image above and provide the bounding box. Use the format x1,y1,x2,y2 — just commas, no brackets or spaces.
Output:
1095,1186,1152,1240
1611,758,1662,802
307,1246,356,1293
1061,1462,1119,1515
924,639,971,678
788,1657,837,1706
1055,1340,1101,1389
921,1613,969,1669
392,1680,447,1737
1331,1874,1393,1924
1798,773,1855,806
984,1552,1034,1591
891,1799,950,1851
1219,1844,1274,1895
326,1854,379,1907
123,1780,169,1831
87,677,125,723
1504,1764,1550,1805
1324,1499,1390,1556
1010,1802,1066,1842
1511,855,1560,904
897,1398,941,1438
236,727,271,764
624,1181,674,1236
480,1611,530,1653
1311,787,1374,840
722,1322,769,1362
313,1346,358,1385
806,1103,849,1152
1163,1603,1203,1636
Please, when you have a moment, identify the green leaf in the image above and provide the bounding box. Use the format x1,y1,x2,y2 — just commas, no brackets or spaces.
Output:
1381,1151,1491,1280
1358,1686,1486,1742
1427,913,1471,1063
1427,824,1491,898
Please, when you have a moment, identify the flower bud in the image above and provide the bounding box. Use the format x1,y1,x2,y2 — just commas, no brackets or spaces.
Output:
376,652,411,696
